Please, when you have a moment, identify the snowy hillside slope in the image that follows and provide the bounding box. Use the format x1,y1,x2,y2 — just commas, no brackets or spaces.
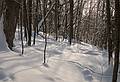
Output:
0,31,120,82
0,15,9,51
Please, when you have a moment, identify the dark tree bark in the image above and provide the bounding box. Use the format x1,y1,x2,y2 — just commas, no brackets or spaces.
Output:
69,0,74,45
4,0,20,50
112,0,120,82
0,0,4,18
36,0,41,35
23,0,28,41
27,0,32,46
43,0,47,64
63,0,68,39
76,0,83,42
54,0,59,41
33,0,39,45
20,0,24,55
106,0,112,64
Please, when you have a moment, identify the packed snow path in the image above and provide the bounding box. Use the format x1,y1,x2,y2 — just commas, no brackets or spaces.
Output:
0,34,120,82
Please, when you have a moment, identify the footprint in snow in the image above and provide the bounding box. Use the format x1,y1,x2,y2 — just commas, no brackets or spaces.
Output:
82,69,93,82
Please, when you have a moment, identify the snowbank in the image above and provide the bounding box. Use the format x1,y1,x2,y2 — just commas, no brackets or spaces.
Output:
0,30,119,82
0,14,8,51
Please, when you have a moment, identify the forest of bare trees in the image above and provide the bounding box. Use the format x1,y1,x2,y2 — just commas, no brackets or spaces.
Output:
0,0,120,82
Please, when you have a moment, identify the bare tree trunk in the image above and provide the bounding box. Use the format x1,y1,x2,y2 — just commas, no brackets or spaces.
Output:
37,0,41,35
43,0,47,64
112,0,120,82
33,0,38,45
54,0,58,41
106,0,112,64
28,0,32,46
76,0,84,42
23,0,28,41
69,0,74,45
4,0,20,50
63,0,68,39
20,0,24,55
0,0,4,18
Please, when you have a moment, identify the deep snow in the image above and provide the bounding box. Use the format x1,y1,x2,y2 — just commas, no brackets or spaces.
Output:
0,18,120,82
0,14,8,51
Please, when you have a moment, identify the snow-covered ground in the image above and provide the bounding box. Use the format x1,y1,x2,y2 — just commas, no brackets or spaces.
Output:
0,15,9,51
0,16,120,82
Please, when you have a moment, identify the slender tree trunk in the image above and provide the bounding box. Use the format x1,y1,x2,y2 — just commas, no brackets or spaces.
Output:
36,0,40,35
106,0,112,64
69,0,74,45
54,0,58,41
63,0,68,39
43,0,47,64
28,0,32,46
20,0,24,55
77,0,83,42
33,0,38,45
23,0,28,41
112,0,120,82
